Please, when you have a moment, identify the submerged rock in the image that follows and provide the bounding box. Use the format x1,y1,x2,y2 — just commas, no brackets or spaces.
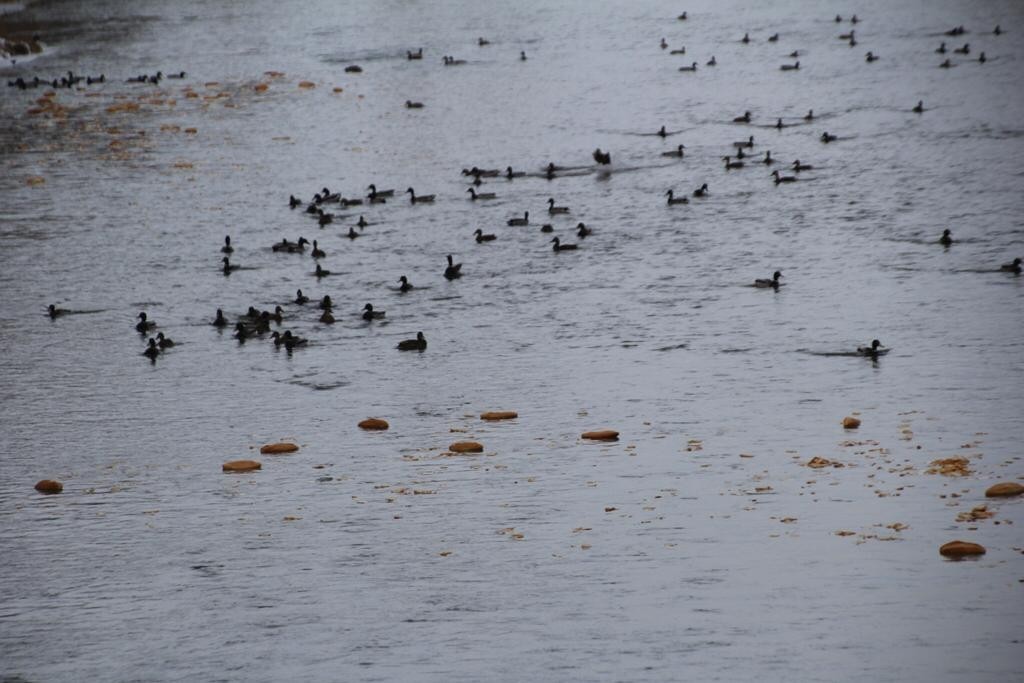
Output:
939,540,986,558
481,411,518,421
358,418,389,430
34,479,63,494
842,416,861,429
222,460,261,472
260,442,298,454
985,482,1024,498
582,430,619,441
449,441,484,453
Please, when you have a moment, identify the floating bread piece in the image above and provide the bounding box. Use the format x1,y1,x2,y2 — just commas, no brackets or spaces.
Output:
939,540,986,558
985,482,1024,498
449,441,484,453
34,479,63,494
582,430,619,441
842,416,861,429
260,442,299,454
358,418,389,430
223,460,261,472
481,411,518,421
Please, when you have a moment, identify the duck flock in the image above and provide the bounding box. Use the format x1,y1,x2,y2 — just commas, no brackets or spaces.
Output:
26,12,1018,365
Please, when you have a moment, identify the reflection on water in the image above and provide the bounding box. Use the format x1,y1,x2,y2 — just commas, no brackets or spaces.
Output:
1,0,1023,680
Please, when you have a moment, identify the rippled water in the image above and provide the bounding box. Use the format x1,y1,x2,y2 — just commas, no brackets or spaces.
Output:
2,0,1023,680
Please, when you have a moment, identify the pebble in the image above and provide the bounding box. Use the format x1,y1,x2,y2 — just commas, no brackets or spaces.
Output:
358,418,390,430
449,441,484,453
260,442,298,454
842,416,861,429
481,411,518,421
222,460,262,472
939,540,986,558
985,482,1024,498
582,430,619,441
34,479,63,494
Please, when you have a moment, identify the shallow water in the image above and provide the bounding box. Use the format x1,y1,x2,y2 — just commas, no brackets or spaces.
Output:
1,0,1023,681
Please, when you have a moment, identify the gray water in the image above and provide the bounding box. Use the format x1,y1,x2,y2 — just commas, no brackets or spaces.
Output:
1,0,1023,680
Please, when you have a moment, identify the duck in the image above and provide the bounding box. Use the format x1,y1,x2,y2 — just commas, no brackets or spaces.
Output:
295,289,310,305
213,308,228,327
857,339,888,357
466,167,501,177
366,184,394,198
576,222,592,238
656,125,668,137
835,14,842,22
723,156,744,170
775,118,785,129
341,197,363,207
268,305,284,324
444,254,463,280
734,135,754,148
820,132,837,143
994,25,1002,35
741,33,750,44
398,276,413,293
939,229,953,247
912,100,924,113
478,37,490,46
678,62,698,72
693,183,709,197
771,170,797,184
222,256,240,275
474,228,496,243
271,237,294,253
660,38,668,49
282,331,308,351
319,295,333,310
467,187,496,200
317,210,334,227
678,12,687,20
706,56,717,66
156,331,175,349
754,271,782,288
1001,258,1022,274
167,71,186,79
505,166,525,179
839,29,855,40
405,100,424,109
733,111,752,124
233,322,251,342
944,26,965,37
666,189,689,205
48,304,69,319
662,144,686,158
317,188,341,203
143,338,161,360
865,51,878,63
397,331,427,351
315,263,331,278
669,46,686,55
507,212,530,226
780,61,799,71
311,240,326,258
319,310,335,324
520,51,527,61
551,237,578,252
221,236,234,254
541,224,554,233
851,15,859,24
363,303,385,321
978,52,986,63
270,330,288,347
939,59,953,68
803,109,814,121
736,147,746,159
936,42,947,54
545,162,558,179
346,227,360,239
762,151,774,165
953,43,970,54
406,187,435,203
407,49,423,60
593,148,611,164
289,194,301,208
792,160,813,172
548,198,570,214
443,56,466,66
357,215,368,228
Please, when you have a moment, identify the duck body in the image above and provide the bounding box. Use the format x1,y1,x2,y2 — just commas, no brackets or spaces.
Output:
693,183,709,197
505,167,525,179
467,187,496,200
143,338,161,360
397,331,427,351
474,229,496,243
593,148,611,165
820,132,837,143
363,303,385,321
780,61,799,71
213,309,228,327
662,144,685,158
315,264,331,278
939,230,953,247
311,241,326,258
405,100,424,109
666,189,689,205
754,271,782,288
222,257,239,275
548,198,570,214
406,187,435,203
48,304,68,319
507,211,529,226
551,237,578,252
734,111,751,123
366,184,394,198
857,339,889,357
1001,258,1022,273
221,236,233,253
398,276,413,292
576,222,592,238
679,62,698,72
295,290,310,305
723,156,744,170
444,254,463,280
136,312,156,333
156,332,175,348
772,170,797,184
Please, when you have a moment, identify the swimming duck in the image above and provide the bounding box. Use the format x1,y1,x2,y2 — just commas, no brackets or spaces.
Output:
857,339,888,357
357,215,368,228
478,38,490,46
346,227,360,239
48,304,68,319
792,160,813,172
734,135,755,148
545,162,558,179
167,71,186,79
678,62,698,72
820,132,837,143
1001,258,1022,273
851,15,859,24
221,236,234,253
268,305,284,324
407,49,423,60
156,332,175,349
849,36,857,47
363,303,385,321
936,42,947,54
222,257,239,275
953,43,969,54
271,238,294,253
295,289,310,305
678,12,687,20
551,237,578,252
660,38,668,49
548,198,570,214
319,310,335,324
666,189,689,205
657,125,668,137
593,148,611,164
945,26,965,37
233,322,251,342
444,254,463,280
706,56,717,66
669,46,686,55
318,211,334,227
467,187,496,200
723,156,744,170
315,263,331,278
282,330,308,351
939,59,953,68
733,111,751,124
289,194,301,208
405,100,424,109
319,295,333,310
317,188,341,203
803,109,814,120
775,118,785,129
213,308,228,327
994,25,1001,35
443,56,466,66
520,51,527,61
741,33,750,44
507,212,529,226
406,187,435,203
366,184,394,198
771,170,797,184
839,29,854,40
865,51,878,62
397,331,427,351
762,151,774,165
780,61,799,71
912,100,924,113
270,330,287,347
768,33,780,43
541,224,554,233
474,228,496,243
693,183,709,197
505,167,525,179
754,271,782,288
311,240,326,259
662,144,686,158
341,197,363,207
576,222,592,238
939,229,953,247
835,14,842,22
978,52,986,63
143,338,160,360
398,276,413,292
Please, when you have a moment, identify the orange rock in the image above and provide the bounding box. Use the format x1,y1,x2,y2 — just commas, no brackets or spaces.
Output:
260,442,299,454
223,460,261,472
34,479,63,494
927,457,971,476
449,441,484,453
842,416,861,429
985,482,1024,498
939,540,986,558
582,430,619,441
358,418,389,430
481,411,518,421
807,456,832,468
298,81,316,89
